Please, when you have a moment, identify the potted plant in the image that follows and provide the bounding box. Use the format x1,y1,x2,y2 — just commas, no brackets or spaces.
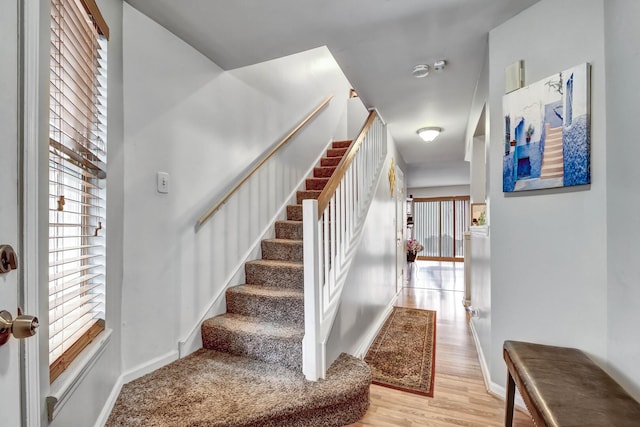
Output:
525,124,534,142
406,239,424,263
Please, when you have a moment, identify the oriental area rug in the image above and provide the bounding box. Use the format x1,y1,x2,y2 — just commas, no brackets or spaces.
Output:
364,307,436,397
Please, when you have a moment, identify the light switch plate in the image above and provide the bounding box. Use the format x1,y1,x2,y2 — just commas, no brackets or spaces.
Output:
157,172,169,194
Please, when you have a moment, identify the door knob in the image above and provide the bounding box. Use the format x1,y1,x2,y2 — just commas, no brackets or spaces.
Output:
0,309,39,346
0,244,18,274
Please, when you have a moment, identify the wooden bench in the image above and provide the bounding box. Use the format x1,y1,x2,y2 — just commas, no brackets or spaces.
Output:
503,340,640,427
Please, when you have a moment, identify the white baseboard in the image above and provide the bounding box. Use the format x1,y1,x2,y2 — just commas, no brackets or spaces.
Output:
354,292,399,359
121,350,179,384
94,375,123,427
469,319,527,411
95,350,178,427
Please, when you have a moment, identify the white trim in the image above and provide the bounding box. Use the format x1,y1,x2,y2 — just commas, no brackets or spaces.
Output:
93,351,180,425
469,319,527,411
178,139,333,358
94,375,123,427
469,318,491,391
353,291,399,359
47,329,113,422
121,349,179,384
19,0,44,425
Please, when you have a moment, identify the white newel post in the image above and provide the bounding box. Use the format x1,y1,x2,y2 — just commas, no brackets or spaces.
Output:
302,199,324,380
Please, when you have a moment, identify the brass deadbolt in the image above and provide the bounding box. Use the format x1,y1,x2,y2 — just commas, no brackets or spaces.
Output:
0,245,18,274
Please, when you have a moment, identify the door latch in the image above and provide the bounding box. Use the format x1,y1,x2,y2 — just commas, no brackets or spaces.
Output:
0,244,18,274
0,309,39,346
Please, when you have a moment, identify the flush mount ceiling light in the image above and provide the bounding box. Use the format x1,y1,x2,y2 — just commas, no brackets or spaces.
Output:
417,127,442,142
412,64,430,78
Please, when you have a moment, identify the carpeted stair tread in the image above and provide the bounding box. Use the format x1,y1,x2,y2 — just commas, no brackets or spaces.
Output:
321,157,342,167
202,313,303,369
226,284,304,325
261,238,303,261
296,190,322,204
245,259,303,288
106,350,371,427
286,204,303,221
203,313,303,339
332,140,352,149
275,220,303,240
305,177,330,190
327,147,347,157
314,166,337,177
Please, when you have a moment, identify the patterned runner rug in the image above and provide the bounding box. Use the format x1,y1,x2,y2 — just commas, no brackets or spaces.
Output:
364,307,436,397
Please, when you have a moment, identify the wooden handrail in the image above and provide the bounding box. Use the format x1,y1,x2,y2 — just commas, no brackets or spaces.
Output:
197,95,333,228
316,110,377,215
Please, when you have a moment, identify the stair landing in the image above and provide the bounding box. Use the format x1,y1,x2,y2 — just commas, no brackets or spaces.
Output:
106,350,370,427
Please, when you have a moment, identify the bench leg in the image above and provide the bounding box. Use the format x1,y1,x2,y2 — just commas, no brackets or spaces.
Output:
504,371,516,426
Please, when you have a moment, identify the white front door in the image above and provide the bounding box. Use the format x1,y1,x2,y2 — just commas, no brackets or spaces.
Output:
0,0,23,425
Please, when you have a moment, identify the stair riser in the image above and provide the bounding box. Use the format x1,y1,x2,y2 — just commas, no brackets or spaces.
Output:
275,221,303,240
286,205,302,221
306,178,329,191
296,190,321,204
327,148,347,157
261,240,303,261
332,140,351,149
321,157,341,167
246,262,303,289
226,290,304,325
201,324,302,370
314,166,336,178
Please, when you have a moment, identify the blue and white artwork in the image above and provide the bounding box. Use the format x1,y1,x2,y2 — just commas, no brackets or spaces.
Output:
503,63,590,192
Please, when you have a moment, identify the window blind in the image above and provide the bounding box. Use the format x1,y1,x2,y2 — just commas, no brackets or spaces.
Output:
49,0,108,383
413,197,470,261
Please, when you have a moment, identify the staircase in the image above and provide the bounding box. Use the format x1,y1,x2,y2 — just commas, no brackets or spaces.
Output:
200,140,351,368
540,123,564,179
107,140,371,427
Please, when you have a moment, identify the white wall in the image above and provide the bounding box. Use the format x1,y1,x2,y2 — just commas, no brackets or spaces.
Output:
470,135,487,203
487,0,608,390
406,161,470,189
465,37,494,390
347,97,369,140
604,0,640,399
121,4,353,374
326,135,403,364
407,185,470,199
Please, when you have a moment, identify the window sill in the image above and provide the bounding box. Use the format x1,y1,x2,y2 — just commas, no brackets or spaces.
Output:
46,328,112,422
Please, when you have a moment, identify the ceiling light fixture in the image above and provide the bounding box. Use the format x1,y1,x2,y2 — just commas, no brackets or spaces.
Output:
417,127,442,142
412,64,430,78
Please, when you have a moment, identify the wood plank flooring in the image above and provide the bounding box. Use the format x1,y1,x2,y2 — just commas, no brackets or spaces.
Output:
348,261,533,427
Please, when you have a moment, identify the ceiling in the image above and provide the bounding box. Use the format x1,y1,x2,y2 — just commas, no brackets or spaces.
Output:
124,0,539,186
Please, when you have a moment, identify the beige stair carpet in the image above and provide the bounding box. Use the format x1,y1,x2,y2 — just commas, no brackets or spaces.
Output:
106,350,370,427
107,140,371,426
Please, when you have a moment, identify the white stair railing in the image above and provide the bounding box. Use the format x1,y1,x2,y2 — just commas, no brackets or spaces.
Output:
302,111,386,381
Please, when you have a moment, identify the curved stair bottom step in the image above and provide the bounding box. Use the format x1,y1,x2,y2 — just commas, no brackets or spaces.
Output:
106,350,371,427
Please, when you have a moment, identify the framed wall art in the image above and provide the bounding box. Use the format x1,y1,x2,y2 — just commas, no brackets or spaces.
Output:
503,63,590,192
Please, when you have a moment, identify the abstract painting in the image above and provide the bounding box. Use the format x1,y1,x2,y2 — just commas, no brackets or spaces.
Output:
503,63,590,192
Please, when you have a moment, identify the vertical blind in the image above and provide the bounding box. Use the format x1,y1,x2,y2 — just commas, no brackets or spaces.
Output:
49,0,108,382
413,197,470,261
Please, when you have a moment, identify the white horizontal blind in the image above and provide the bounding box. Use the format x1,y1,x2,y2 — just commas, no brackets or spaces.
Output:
49,0,108,383
414,197,470,261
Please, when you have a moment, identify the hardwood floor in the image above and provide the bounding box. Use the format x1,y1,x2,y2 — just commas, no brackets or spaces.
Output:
348,261,533,427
